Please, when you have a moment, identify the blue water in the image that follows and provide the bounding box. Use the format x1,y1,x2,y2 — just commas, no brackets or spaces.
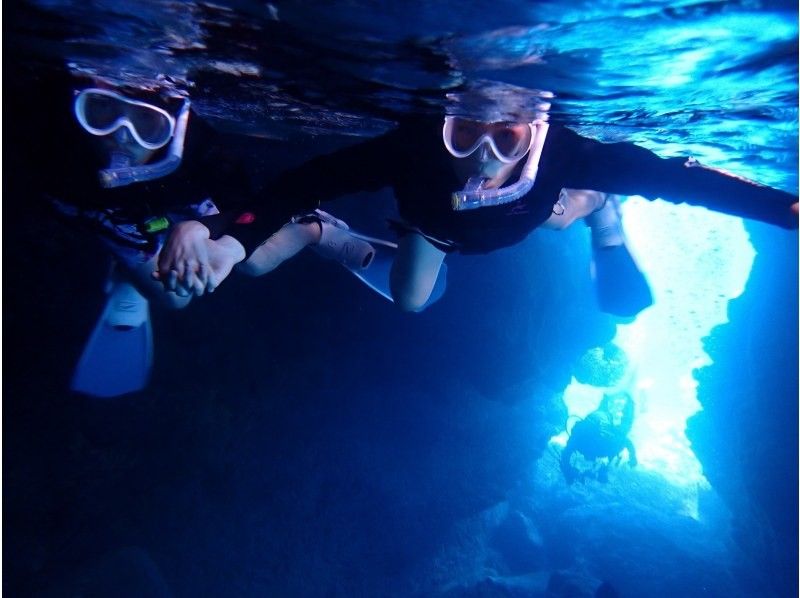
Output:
15,0,799,187
4,1,798,596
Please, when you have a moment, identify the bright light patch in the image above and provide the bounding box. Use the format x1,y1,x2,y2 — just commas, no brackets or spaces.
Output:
552,198,755,516
652,47,714,87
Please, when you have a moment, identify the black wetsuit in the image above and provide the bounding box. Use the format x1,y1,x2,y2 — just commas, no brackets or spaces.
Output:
203,116,798,256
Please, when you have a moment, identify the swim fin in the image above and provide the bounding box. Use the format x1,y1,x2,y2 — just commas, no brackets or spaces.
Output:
347,237,448,309
71,279,153,398
592,244,653,318
586,197,653,318
310,210,447,309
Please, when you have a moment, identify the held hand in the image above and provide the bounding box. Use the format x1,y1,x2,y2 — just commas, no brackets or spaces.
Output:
154,220,211,292
156,235,245,296
153,222,245,296
204,235,246,293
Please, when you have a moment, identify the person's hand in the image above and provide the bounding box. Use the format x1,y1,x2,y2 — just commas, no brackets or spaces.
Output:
204,235,246,293
154,234,245,297
153,232,245,297
153,222,244,296
154,220,211,294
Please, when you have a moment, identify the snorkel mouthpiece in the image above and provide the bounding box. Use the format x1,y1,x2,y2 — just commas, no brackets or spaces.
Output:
109,152,132,169
100,155,183,188
451,176,535,210
451,122,549,211
99,99,191,188
465,176,488,193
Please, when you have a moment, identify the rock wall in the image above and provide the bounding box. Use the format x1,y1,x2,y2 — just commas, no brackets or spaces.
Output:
689,222,798,598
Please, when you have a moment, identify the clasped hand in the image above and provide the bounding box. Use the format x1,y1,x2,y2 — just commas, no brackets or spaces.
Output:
153,220,244,296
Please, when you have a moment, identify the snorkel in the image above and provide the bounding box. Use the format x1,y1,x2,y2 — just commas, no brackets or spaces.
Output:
450,121,549,211
99,98,191,188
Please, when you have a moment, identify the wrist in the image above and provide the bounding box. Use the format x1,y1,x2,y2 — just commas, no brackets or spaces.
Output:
178,219,211,239
217,234,246,263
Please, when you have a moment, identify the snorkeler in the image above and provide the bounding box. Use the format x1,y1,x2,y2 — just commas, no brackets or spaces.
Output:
52,83,246,396
39,75,394,396
155,93,796,310
560,391,638,485
29,78,254,395
51,83,251,306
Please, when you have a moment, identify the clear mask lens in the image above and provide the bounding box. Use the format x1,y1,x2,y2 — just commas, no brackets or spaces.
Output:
75,88,176,150
443,117,532,163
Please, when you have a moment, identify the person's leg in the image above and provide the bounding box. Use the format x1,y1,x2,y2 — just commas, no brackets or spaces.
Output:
540,187,652,317
308,210,377,270
237,221,321,277
390,232,446,312
584,193,624,248
583,195,653,318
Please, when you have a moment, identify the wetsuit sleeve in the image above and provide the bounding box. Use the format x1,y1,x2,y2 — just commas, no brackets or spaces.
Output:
200,131,397,256
545,127,798,229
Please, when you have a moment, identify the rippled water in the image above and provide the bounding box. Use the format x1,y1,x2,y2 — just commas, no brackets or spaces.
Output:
10,0,798,185
4,3,798,595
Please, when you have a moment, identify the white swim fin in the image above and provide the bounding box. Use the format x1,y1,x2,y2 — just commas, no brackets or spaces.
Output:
71,279,153,398
310,210,447,308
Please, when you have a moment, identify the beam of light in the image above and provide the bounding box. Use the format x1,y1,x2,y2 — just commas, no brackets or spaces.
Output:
551,197,755,518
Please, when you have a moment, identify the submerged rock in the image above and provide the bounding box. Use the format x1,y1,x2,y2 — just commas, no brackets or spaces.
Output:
573,343,629,388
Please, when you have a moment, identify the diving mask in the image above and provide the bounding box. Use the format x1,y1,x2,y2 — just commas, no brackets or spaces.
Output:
443,117,533,163
74,88,191,188
75,88,177,150
443,116,549,211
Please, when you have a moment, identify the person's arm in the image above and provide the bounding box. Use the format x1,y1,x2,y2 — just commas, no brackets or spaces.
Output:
547,126,798,229
156,129,399,294
203,129,400,253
